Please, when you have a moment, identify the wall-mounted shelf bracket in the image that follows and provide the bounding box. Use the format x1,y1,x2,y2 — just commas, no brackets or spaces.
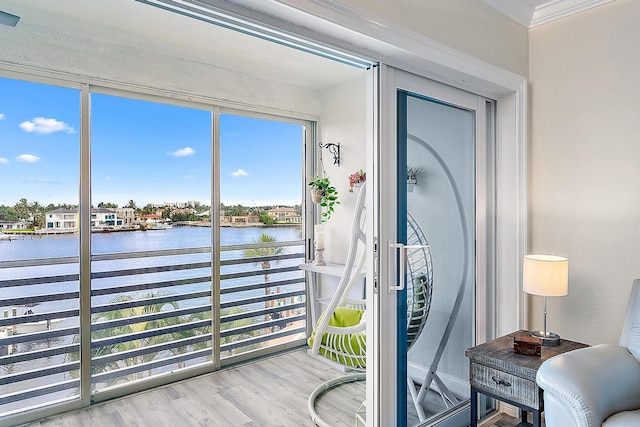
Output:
319,142,340,166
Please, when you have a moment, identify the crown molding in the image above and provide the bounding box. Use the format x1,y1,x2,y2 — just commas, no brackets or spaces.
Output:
482,0,616,28
482,0,535,27
531,0,615,27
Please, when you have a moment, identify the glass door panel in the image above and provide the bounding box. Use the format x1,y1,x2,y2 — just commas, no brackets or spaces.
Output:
377,67,488,427
0,78,81,415
218,113,306,360
90,93,213,394
400,92,476,426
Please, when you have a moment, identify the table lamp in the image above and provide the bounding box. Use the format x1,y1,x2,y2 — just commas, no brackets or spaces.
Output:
523,254,568,347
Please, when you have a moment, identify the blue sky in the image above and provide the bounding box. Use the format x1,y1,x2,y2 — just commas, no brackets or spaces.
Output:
0,77,303,207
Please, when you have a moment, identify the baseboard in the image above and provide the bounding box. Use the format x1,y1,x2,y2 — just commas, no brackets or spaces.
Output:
499,402,519,418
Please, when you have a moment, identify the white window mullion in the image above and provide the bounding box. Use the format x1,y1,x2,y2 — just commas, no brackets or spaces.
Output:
212,105,221,368
79,83,92,406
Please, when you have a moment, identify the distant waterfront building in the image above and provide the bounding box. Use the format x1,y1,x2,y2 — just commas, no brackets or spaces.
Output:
155,207,196,218
45,208,78,232
91,208,122,229
162,200,200,208
220,214,260,225
137,214,162,225
44,208,127,232
0,220,29,231
115,208,135,227
266,207,301,223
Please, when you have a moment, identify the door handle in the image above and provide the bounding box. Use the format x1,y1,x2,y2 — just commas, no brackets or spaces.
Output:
388,242,431,293
388,241,406,292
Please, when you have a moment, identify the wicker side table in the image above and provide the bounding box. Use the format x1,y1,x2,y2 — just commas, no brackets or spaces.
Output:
465,330,588,427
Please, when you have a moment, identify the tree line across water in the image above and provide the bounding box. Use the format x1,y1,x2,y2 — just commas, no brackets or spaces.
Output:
0,198,302,229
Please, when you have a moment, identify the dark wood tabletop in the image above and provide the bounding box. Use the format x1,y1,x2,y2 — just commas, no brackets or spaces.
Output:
465,330,589,381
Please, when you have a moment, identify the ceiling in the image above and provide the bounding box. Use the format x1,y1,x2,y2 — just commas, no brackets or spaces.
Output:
0,0,620,90
0,0,365,91
482,0,616,27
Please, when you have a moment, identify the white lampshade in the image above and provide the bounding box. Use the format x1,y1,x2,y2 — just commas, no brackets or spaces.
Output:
523,255,568,297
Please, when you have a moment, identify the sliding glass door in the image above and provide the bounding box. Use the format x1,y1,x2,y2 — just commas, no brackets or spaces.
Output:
0,78,312,422
217,112,307,362
0,77,82,416
89,93,213,396
374,66,492,426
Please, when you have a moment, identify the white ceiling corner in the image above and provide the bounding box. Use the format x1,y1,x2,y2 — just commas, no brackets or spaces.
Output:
482,0,616,28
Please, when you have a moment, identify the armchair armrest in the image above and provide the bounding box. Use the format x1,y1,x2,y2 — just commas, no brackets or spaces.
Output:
537,344,640,427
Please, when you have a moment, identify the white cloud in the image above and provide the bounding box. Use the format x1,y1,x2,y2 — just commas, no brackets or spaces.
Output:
230,169,249,177
19,117,74,134
16,154,41,163
169,147,195,157
184,174,194,179
0,114,5,120
0,157,8,164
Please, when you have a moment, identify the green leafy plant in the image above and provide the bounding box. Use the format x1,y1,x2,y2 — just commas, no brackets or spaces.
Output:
407,166,423,181
309,174,340,222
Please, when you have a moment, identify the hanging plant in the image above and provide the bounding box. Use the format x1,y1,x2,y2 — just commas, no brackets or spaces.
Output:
309,174,339,222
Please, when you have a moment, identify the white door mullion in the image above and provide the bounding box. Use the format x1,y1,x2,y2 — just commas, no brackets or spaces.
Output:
212,106,221,368
79,83,92,406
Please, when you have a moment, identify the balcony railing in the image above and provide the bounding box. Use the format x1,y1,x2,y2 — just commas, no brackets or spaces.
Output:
0,240,306,418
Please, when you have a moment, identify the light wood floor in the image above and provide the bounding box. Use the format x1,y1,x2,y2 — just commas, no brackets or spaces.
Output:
22,348,527,427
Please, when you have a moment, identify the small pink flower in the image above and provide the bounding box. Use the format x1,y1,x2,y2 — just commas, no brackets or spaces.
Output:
349,170,366,192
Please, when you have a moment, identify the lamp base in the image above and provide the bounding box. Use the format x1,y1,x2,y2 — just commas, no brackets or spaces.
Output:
530,330,561,347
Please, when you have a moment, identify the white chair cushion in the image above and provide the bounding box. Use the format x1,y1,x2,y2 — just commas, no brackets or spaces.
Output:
603,409,640,427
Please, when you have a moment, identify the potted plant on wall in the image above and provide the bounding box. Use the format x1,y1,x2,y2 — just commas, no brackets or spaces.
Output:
407,166,422,193
309,173,339,222
348,169,366,192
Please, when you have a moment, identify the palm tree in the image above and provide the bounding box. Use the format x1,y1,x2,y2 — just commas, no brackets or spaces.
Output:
219,307,261,357
68,292,207,386
242,232,285,282
30,200,44,229
242,233,285,333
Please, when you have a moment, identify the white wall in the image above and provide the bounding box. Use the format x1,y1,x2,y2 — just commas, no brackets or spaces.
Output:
309,76,368,307
529,0,640,345
334,0,529,77
316,77,368,264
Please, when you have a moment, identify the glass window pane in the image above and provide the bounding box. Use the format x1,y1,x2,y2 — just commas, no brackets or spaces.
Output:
0,77,80,415
90,94,212,393
219,114,305,357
